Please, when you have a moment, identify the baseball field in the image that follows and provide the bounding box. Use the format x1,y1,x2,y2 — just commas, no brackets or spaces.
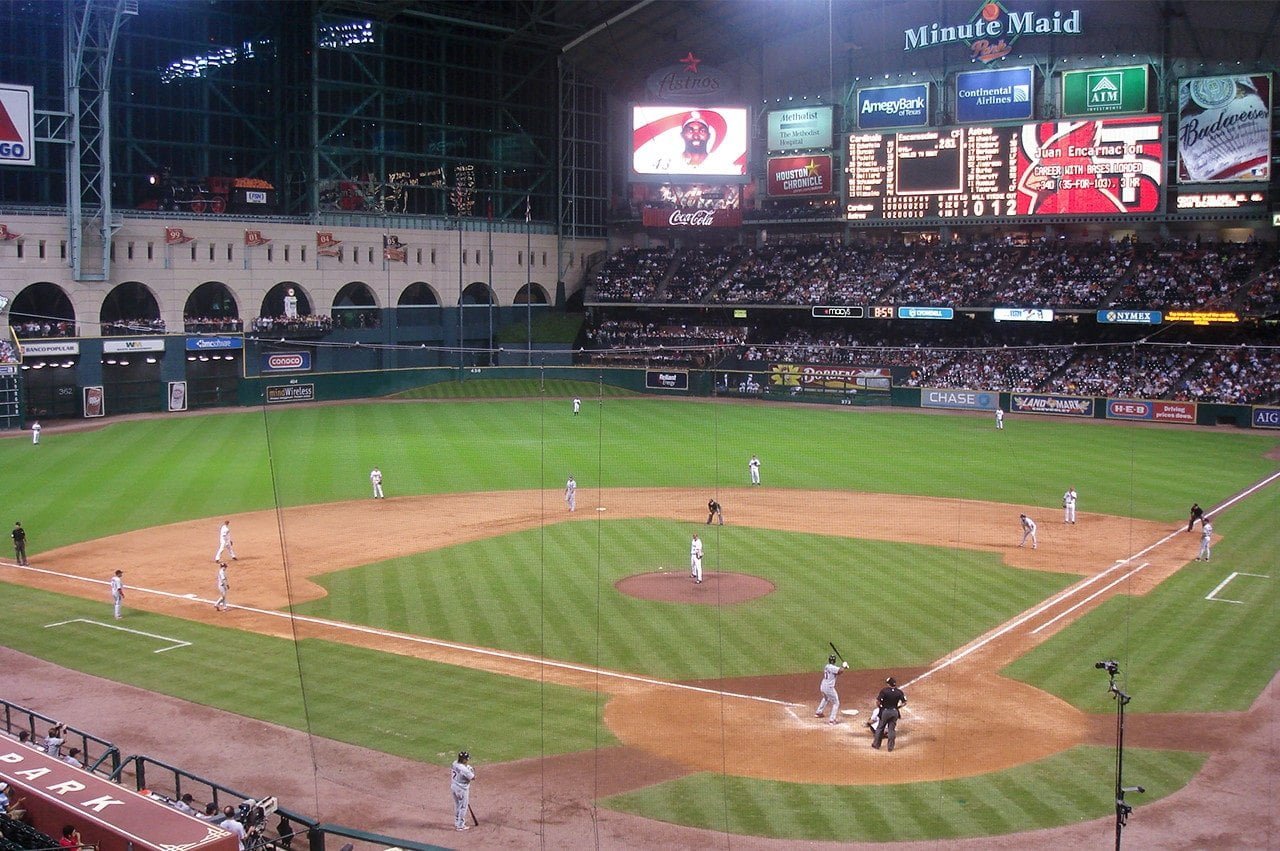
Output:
2,382,1279,847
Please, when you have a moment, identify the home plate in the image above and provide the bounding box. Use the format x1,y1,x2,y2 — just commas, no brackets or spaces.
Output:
841,709,860,717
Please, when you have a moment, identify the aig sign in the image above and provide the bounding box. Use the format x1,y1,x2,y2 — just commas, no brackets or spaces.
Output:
0,84,34,166
1253,407,1280,429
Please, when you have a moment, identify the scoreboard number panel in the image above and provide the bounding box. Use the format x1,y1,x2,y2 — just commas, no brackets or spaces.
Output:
847,115,1164,221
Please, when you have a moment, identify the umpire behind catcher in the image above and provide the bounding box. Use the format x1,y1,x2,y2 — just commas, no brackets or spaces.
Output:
871,676,907,751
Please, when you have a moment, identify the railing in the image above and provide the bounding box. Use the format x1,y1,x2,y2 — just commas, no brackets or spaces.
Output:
0,699,121,778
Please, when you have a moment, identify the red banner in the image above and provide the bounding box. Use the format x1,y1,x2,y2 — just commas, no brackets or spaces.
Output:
641,207,742,228
164,227,193,245
316,231,342,257
244,229,271,246
766,155,834,197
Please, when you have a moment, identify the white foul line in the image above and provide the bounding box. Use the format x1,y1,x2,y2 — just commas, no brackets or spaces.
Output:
1029,564,1150,635
1205,572,1270,604
44,618,192,653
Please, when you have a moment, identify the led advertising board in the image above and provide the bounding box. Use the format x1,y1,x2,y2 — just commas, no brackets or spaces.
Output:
1177,74,1271,183
955,67,1035,123
766,105,833,151
632,105,749,179
856,83,931,130
846,115,1163,221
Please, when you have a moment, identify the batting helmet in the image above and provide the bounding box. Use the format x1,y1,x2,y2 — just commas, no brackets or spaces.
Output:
828,654,838,665
458,751,469,762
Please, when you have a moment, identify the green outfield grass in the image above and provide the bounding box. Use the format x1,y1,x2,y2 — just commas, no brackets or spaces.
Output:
2,392,1277,841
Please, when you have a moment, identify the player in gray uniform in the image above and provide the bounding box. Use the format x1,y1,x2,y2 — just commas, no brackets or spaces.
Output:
565,476,576,512
814,654,848,724
110,569,125,619
1196,519,1213,561
215,520,237,562
450,750,475,831
215,562,229,611
1062,487,1077,524
1018,514,1038,549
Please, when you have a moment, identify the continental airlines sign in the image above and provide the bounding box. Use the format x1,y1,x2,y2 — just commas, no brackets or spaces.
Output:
904,2,1083,63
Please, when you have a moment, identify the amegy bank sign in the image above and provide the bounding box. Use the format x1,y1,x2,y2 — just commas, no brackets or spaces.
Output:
903,2,1084,63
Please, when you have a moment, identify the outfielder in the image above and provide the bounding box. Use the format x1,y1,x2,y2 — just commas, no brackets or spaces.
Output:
450,750,475,831
370,467,384,499
1018,513,1038,549
215,562,229,611
31,421,40,445
1062,487,1077,524
565,476,576,512
871,676,907,751
690,533,703,583
572,397,581,415
109,569,125,619
749,455,761,486
995,407,1005,430
1196,519,1213,561
214,520,237,562
814,654,848,724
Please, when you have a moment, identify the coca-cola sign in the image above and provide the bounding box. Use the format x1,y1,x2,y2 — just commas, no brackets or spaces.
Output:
642,207,742,228
645,51,735,102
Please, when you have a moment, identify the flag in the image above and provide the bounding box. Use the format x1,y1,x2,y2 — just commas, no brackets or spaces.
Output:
244,229,271,247
0,224,21,241
165,227,193,245
525,195,531,224
316,231,342,257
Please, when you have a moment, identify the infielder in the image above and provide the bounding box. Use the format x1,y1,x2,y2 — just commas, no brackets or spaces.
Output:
109,569,125,619
215,562,229,611
1062,487,1078,524
995,408,1005,429
814,654,848,724
1018,514,1038,549
565,475,576,512
450,750,475,831
871,676,907,751
749,455,761,485
1196,519,1213,561
214,520,237,562
690,533,703,583
370,467,384,499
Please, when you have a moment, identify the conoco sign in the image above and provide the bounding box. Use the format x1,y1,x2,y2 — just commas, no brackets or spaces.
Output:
642,208,743,228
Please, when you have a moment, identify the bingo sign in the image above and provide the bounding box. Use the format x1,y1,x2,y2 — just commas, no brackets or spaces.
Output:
856,83,931,130
0,83,35,166
262,351,311,372
266,383,315,404
956,67,1035,123
1106,398,1198,424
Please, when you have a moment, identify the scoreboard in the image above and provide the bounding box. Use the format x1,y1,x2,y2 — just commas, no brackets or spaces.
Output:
846,115,1164,221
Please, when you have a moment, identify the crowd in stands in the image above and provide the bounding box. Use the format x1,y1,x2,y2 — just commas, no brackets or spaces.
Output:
0,339,17,364
184,316,244,333
585,319,747,366
250,314,335,335
101,318,166,336
591,237,1278,311
10,321,77,338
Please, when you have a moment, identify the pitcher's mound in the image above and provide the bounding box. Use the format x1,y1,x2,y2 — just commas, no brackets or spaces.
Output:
616,572,775,604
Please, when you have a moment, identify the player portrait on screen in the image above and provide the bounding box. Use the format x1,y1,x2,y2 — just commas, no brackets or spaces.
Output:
632,106,748,177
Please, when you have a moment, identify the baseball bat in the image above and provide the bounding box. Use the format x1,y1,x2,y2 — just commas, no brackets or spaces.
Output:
469,804,479,827
829,641,846,664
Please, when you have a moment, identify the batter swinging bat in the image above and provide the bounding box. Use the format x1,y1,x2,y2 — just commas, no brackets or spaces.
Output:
829,641,846,664
469,804,479,827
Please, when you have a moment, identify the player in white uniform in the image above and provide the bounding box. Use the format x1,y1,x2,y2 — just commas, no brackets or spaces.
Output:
749,455,761,485
565,476,576,512
572,397,581,415
31,421,40,445
690,533,703,583
814,654,848,724
1062,487,1077,523
1018,514,1038,549
215,520,237,562
995,408,1005,429
215,562,229,611
370,467,384,499
450,750,475,831
1196,519,1213,561
110,570,125,619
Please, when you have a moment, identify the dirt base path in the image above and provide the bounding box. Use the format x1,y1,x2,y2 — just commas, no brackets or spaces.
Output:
5,488,1200,788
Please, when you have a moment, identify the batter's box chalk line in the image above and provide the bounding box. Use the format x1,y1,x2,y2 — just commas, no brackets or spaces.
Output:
44,618,192,654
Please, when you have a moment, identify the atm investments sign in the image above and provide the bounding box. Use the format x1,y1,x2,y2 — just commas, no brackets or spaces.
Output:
904,2,1082,63
956,66,1035,123
1062,66,1149,116
856,83,931,130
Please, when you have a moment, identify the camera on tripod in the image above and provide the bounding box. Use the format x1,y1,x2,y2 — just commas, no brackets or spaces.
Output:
1094,659,1119,675
235,796,279,835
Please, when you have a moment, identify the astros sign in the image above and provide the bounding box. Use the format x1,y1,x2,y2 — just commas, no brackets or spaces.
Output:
0,83,35,166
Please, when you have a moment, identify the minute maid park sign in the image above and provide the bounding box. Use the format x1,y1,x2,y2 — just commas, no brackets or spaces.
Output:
904,1,1083,64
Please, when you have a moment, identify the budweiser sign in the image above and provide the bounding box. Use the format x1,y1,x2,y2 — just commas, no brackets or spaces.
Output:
766,155,834,197
642,208,742,228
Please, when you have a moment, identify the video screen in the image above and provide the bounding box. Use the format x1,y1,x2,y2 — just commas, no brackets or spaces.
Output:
632,105,749,180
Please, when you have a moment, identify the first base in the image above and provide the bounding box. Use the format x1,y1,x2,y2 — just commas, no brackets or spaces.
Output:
596,506,607,511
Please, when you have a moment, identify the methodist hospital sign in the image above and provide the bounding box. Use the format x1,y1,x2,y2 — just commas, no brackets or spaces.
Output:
904,2,1083,63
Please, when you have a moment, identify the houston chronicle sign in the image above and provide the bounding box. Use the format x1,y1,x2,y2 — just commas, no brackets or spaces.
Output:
904,6,1082,53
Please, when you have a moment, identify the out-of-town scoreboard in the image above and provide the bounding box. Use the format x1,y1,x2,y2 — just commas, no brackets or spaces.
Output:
846,114,1164,221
